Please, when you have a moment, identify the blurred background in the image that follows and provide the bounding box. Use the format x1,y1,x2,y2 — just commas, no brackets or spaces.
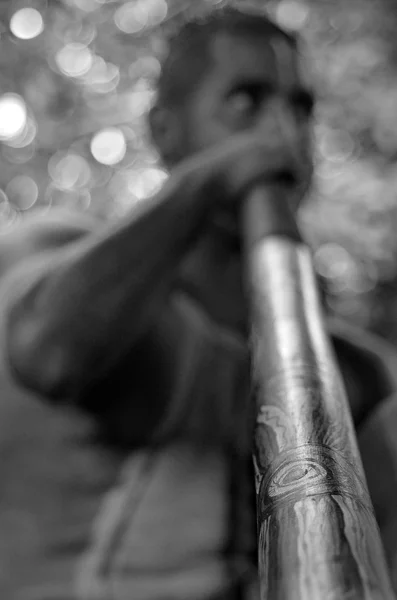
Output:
0,0,396,340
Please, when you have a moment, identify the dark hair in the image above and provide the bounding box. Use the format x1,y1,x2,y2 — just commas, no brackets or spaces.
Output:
156,5,297,109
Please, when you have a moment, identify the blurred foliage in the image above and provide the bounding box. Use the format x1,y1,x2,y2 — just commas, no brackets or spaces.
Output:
1,0,397,339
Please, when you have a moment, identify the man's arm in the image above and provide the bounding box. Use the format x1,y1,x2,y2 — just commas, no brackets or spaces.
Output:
2,134,297,405
2,166,212,401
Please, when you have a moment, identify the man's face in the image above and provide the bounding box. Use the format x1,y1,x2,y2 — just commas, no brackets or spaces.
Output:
176,31,314,336
181,30,314,193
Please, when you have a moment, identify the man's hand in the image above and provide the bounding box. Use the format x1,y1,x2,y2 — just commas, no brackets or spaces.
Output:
169,129,311,345
181,129,311,212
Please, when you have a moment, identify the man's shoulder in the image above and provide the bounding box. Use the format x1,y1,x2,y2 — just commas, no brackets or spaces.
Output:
327,316,397,421
0,208,103,277
2,208,101,248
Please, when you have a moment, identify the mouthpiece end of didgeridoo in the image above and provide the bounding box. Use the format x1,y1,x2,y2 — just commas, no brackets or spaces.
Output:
243,184,303,249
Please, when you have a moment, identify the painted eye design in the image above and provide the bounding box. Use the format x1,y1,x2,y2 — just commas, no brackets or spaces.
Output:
268,458,328,498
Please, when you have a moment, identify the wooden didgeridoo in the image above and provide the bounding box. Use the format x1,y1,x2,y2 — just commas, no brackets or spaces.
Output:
243,186,396,600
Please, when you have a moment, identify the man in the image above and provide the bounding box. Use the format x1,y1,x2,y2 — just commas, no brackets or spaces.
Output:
0,6,397,599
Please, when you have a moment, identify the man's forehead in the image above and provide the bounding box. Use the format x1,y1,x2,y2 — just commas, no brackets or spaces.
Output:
268,36,298,88
210,31,305,88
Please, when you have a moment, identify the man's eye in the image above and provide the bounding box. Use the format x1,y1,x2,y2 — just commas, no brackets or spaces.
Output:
227,85,264,118
229,92,255,115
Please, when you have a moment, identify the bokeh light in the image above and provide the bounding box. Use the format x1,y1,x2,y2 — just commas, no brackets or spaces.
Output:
127,81,155,118
6,117,37,149
48,153,91,190
55,43,93,78
314,243,356,281
83,58,120,93
45,185,92,213
2,143,36,165
10,8,44,40
274,0,310,31
6,176,39,211
0,95,27,141
317,127,356,163
128,168,168,200
0,189,21,233
90,128,127,165
114,0,168,34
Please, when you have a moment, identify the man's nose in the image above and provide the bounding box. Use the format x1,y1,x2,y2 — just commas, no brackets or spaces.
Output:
258,98,300,153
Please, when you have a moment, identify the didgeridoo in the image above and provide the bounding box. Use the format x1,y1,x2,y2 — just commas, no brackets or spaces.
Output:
243,186,395,600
